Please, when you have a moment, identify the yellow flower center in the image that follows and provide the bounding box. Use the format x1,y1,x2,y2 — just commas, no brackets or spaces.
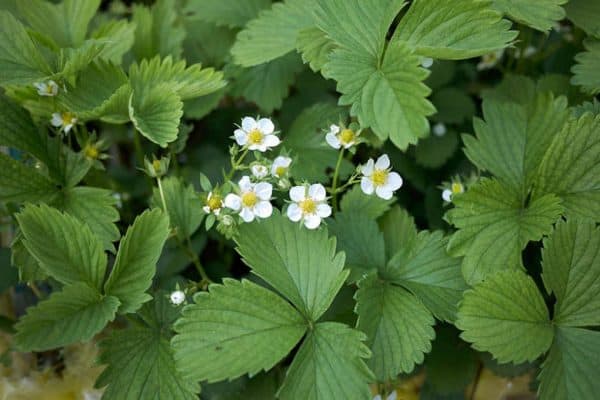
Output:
299,198,316,214
372,169,388,186
152,159,161,172
275,166,287,177
451,182,464,194
62,112,76,126
247,129,263,145
83,144,99,160
241,191,258,208
46,85,55,94
338,128,355,145
207,195,223,211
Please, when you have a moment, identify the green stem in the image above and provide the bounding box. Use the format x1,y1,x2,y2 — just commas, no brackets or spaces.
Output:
330,149,345,212
225,147,249,182
179,235,212,285
156,177,168,216
28,282,44,299
132,130,145,168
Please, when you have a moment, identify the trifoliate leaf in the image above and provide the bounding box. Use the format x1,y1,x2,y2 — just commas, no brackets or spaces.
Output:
328,212,385,282
385,231,467,322
57,186,121,252
565,0,600,37
536,112,600,221
104,209,170,314
456,270,554,364
355,274,435,380
90,19,136,64
227,52,304,113
14,282,119,352
231,0,315,67
446,178,563,284
131,0,185,61
97,296,200,400
538,327,600,400
571,39,600,95
463,93,569,194
341,186,394,220
0,11,52,85
392,0,516,59
380,206,417,261
173,279,306,383
277,322,373,400
151,177,204,239
184,0,271,29
491,0,566,32
542,219,600,327
0,153,57,203
235,213,348,321
296,27,336,73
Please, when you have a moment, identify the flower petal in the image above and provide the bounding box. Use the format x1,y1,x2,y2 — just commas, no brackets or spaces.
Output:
303,214,321,230
442,189,453,202
241,117,257,132
287,203,302,222
224,194,241,210
254,201,273,218
375,154,390,170
386,172,403,191
361,159,374,176
254,182,273,200
325,132,341,149
289,186,306,202
361,177,374,195
329,124,340,134
239,207,255,222
308,184,326,201
375,186,394,200
263,134,280,149
51,113,62,127
238,176,253,191
316,203,332,218
234,129,247,145
257,118,275,134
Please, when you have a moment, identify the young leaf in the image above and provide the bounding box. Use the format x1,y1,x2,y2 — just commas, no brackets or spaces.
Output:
277,322,373,400
235,213,348,321
456,270,554,364
172,279,306,383
392,0,516,59
491,0,567,32
152,177,204,239
16,204,107,290
231,0,315,67
14,282,119,351
571,39,600,96
542,219,600,327
184,0,271,29
446,178,563,284
0,153,57,203
90,19,136,64
355,274,435,380
104,209,170,314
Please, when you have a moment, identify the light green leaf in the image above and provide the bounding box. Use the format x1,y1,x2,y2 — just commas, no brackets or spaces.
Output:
463,93,569,194
386,231,467,322
184,0,271,28
231,0,315,67
16,204,107,290
235,213,348,321
491,0,567,32
14,282,119,351
341,186,394,220
0,153,57,203
565,0,600,37
97,296,199,400
328,212,385,283
446,178,563,284
542,219,600,327
152,177,204,239
58,39,107,78
536,112,600,221
131,0,185,61
173,279,306,383
104,209,170,314
456,270,553,364
296,27,335,73
538,327,600,400
380,206,417,261
0,11,52,85
90,19,136,64
392,0,516,59
356,274,435,380
571,40,600,95
278,322,373,400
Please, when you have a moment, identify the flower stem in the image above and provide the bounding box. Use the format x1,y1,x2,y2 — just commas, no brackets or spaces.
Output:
331,149,345,212
156,177,168,216
181,235,212,285
225,147,249,182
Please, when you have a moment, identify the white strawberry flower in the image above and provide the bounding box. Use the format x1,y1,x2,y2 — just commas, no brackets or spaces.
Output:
360,154,403,200
287,183,331,229
325,124,359,149
233,116,280,152
432,122,447,137
33,80,59,97
477,49,504,70
421,57,434,68
169,290,186,305
51,111,77,133
442,182,464,202
251,164,268,179
373,391,397,400
203,192,223,215
271,156,292,178
224,176,273,222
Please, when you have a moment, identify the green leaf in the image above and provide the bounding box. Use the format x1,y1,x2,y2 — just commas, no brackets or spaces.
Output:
16,204,107,290
184,0,271,28
536,112,600,221
341,186,394,220
57,39,107,78
571,40,600,95
104,209,170,314
152,177,204,239
231,0,315,67
380,206,417,261
565,0,600,37
296,27,336,73
277,322,373,400
385,231,467,322
97,296,200,400
0,248,18,293
0,11,52,85
131,0,185,61
14,282,119,351
542,219,600,327
392,0,516,59
182,19,236,68
11,235,48,282
355,274,435,379
0,153,57,203
235,212,348,321
90,19,136,64
431,87,476,124
446,178,563,284
491,0,567,32
463,93,569,194
328,212,385,282
173,279,306,383
457,270,553,364
414,130,459,169
538,327,600,400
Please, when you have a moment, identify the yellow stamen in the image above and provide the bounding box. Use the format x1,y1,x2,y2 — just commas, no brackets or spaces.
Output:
83,144,99,160
207,195,223,211
451,182,464,194
46,85,54,94
338,128,355,145
275,166,287,177
241,191,258,208
247,129,263,145
62,112,76,126
152,159,161,172
372,169,388,187
299,198,316,214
